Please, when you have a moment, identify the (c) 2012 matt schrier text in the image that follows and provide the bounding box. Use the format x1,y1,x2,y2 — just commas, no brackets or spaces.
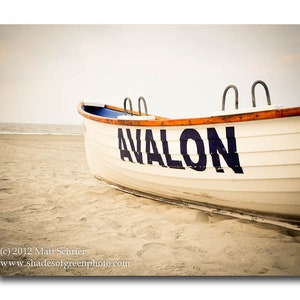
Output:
0,247,86,257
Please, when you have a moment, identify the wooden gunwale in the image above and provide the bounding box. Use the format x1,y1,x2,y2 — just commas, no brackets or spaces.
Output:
77,102,300,127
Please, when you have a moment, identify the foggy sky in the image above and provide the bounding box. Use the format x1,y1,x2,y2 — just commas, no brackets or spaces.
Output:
0,25,299,124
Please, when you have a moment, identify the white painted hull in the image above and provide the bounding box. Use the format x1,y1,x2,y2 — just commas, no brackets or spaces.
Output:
81,112,300,220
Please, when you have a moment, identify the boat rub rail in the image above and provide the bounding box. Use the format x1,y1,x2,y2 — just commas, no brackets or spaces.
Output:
78,102,300,127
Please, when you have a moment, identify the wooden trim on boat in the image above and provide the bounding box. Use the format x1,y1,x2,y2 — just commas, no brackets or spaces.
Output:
77,102,300,127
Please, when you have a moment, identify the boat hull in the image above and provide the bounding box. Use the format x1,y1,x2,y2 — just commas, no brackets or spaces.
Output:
81,112,300,220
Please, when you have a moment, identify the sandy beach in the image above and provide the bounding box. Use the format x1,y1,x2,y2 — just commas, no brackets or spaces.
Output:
1,134,300,276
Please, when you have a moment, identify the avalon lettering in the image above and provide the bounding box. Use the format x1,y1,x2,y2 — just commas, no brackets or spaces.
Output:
117,126,244,174
180,129,207,172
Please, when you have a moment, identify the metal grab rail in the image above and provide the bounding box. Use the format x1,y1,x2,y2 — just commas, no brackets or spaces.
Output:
123,97,133,115
251,80,271,107
222,85,239,111
138,96,148,116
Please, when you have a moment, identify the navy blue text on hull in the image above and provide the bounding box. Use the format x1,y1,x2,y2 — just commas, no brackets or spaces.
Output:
118,126,243,174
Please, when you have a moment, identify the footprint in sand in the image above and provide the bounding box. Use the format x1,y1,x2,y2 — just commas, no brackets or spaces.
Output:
195,211,210,223
125,201,141,208
258,267,269,275
136,242,167,258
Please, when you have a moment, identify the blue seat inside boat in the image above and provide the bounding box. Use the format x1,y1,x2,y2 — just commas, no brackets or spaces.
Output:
84,106,123,119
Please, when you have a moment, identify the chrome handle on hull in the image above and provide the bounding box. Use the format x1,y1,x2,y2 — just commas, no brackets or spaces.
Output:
123,97,133,115
222,85,239,111
251,80,271,107
138,96,148,116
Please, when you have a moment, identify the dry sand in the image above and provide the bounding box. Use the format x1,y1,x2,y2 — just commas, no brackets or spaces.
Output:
1,134,300,276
